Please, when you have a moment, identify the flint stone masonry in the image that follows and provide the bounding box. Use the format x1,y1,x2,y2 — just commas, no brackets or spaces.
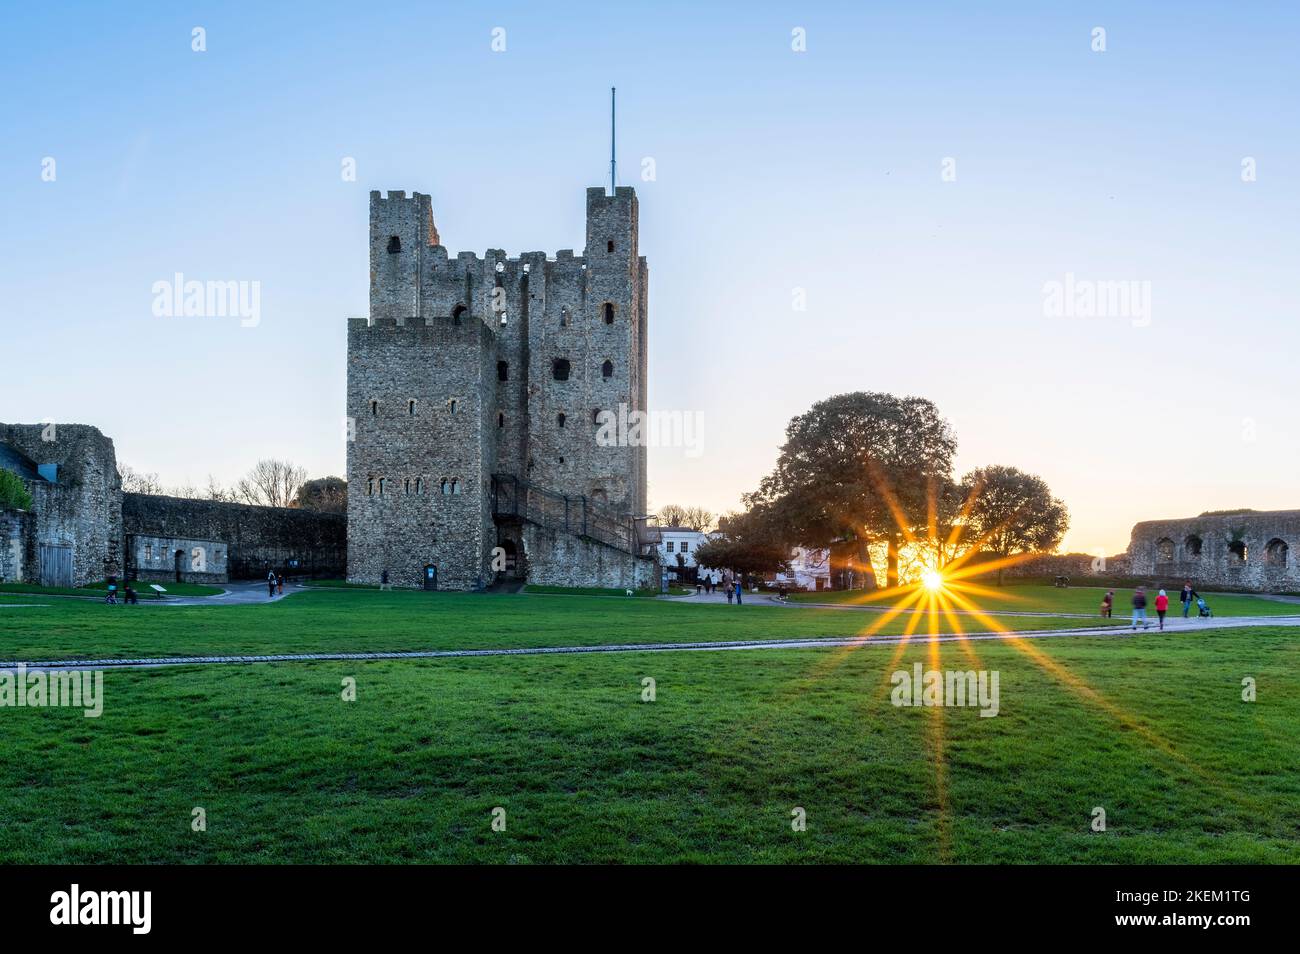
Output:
0,510,31,582
122,493,346,582
1128,510,1300,592
0,423,122,586
348,185,657,589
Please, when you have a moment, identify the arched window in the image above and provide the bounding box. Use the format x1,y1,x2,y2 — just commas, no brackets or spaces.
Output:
370,400,378,417
560,307,569,328
387,235,401,254
557,412,566,428
1228,540,1247,563
1155,538,1174,562
408,400,416,416
449,399,457,414
415,477,423,495
602,302,615,324
497,361,509,381
497,412,505,428
452,304,467,325
367,478,374,496
1265,538,1289,568
378,478,386,495
404,478,411,495
1184,535,1203,558
450,479,460,495
601,359,614,379
440,479,449,495
607,239,615,253
552,359,571,381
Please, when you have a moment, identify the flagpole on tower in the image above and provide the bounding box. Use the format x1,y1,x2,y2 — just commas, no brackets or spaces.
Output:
609,86,617,195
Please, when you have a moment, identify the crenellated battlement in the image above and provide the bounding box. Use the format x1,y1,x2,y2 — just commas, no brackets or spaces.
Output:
347,182,649,591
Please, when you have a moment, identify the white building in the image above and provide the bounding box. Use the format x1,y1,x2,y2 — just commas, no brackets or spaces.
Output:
657,527,717,581
776,547,830,591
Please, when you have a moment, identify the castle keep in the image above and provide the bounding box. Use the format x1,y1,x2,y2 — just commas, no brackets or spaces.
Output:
346,186,658,590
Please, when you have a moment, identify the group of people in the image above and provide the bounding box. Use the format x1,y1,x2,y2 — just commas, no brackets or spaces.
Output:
693,572,746,605
266,571,285,597
103,576,138,605
1100,580,1209,631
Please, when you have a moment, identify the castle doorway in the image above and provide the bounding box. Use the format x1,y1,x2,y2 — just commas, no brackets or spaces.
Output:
174,549,185,582
423,564,437,590
495,537,525,582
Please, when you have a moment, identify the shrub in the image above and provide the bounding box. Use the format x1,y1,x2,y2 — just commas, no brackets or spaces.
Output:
0,470,34,511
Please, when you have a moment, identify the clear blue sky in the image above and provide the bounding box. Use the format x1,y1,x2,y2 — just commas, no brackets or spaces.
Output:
2,1,1297,553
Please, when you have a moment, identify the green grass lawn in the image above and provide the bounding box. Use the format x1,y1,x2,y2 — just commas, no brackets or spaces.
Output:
791,582,1300,617
0,580,225,599
0,625,1296,863
0,587,1120,662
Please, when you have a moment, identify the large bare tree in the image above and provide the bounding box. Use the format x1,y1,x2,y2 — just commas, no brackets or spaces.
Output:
236,459,307,508
117,463,164,495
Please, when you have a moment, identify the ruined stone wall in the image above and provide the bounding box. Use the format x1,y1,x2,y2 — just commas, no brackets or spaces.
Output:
0,509,31,583
0,423,122,585
1128,511,1300,592
122,493,345,580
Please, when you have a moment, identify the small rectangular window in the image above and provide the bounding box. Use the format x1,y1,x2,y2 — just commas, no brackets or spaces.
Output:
666,542,674,553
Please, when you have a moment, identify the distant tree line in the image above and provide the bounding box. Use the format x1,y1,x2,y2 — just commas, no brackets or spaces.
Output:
117,459,346,513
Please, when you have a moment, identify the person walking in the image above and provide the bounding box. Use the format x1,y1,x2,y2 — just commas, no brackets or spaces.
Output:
1100,590,1113,618
1131,586,1149,631
105,576,118,605
1155,589,1169,630
735,578,743,605
725,576,734,604
267,570,276,598
276,572,285,595
1179,580,1198,619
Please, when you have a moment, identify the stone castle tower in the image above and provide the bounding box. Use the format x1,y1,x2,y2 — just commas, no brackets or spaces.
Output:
346,185,655,590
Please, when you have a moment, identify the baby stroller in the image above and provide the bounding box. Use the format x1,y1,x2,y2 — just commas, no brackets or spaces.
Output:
1196,597,1212,618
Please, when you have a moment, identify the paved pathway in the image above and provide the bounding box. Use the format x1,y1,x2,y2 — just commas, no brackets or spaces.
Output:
663,588,1106,618
4,613,1298,673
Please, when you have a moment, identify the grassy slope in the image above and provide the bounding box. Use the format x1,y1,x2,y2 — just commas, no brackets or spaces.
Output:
1,627,1295,863
791,583,1300,617
0,588,1121,662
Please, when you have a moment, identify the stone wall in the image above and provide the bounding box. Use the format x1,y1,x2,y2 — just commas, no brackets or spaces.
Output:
122,493,345,580
0,423,122,586
128,533,229,584
0,509,31,583
1128,511,1300,593
520,522,658,590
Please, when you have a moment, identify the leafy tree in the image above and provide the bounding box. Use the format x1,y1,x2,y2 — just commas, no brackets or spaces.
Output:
693,509,790,579
749,392,956,588
0,470,34,511
958,465,1069,584
293,476,347,513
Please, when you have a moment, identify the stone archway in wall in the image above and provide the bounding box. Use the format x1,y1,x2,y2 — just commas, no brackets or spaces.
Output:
495,532,526,582
1264,538,1289,569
